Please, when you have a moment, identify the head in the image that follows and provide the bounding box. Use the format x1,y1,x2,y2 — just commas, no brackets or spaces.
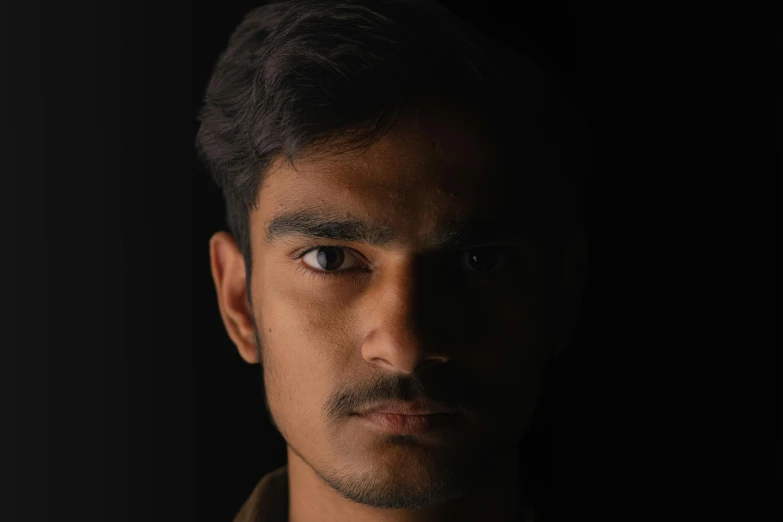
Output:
199,0,589,514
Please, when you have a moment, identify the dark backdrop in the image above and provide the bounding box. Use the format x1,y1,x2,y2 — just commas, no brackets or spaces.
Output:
4,1,661,521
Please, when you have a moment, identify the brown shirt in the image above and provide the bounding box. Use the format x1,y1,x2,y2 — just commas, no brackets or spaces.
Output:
233,466,536,522
233,466,289,522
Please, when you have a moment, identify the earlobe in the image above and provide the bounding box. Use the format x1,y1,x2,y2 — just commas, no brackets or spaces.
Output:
209,231,260,364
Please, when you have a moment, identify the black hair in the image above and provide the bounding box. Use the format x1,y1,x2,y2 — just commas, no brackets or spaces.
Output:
195,0,590,297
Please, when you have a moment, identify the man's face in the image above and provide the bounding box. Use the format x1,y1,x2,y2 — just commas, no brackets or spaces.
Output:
244,103,558,509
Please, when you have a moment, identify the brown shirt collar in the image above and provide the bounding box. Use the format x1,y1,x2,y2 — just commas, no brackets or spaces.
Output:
233,466,289,522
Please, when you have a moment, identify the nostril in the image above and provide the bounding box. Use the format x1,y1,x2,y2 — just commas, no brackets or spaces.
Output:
413,357,449,374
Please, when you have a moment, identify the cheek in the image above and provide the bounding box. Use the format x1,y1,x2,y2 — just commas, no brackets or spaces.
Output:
261,332,332,443
459,289,552,410
448,285,552,358
265,262,361,344
258,279,357,428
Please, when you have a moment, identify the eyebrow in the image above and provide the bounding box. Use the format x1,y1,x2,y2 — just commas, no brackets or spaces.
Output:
264,207,524,250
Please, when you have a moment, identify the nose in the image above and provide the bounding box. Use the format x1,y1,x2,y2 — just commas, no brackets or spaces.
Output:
360,259,449,374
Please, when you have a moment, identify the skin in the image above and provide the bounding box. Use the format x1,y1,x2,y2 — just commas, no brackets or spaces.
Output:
210,101,587,522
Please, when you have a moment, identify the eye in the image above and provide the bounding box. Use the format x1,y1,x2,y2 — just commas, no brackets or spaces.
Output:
300,246,362,273
461,247,510,273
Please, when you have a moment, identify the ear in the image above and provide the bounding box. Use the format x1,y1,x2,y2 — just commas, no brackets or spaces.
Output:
209,231,260,364
550,233,589,359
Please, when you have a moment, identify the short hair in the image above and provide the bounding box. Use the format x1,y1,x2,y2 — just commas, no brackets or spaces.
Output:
195,0,590,288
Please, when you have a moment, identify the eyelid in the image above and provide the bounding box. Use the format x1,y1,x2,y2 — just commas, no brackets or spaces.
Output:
294,244,352,259
294,243,518,261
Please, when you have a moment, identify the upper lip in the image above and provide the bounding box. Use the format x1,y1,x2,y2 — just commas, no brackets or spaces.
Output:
355,399,458,416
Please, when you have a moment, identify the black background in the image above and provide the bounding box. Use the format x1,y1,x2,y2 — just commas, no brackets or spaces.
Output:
3,2,739,521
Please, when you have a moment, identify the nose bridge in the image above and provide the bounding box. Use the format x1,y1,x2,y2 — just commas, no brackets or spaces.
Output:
375,257,423,336
361,256,447,373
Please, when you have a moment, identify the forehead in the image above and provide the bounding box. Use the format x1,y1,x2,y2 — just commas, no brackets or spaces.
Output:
254,104,516,244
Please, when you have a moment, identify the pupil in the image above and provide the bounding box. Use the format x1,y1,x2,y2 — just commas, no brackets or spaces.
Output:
317,247,344,270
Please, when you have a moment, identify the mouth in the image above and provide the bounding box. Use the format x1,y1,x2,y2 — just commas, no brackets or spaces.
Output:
352,411,461,435
353,399,460,417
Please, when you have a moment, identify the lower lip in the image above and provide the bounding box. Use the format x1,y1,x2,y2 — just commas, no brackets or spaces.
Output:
354,412,460,434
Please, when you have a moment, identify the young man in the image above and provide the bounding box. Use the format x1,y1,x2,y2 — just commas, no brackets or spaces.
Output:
196,1,590,521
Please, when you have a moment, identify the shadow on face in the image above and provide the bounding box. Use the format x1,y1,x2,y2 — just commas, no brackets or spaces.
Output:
215,101,568,511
